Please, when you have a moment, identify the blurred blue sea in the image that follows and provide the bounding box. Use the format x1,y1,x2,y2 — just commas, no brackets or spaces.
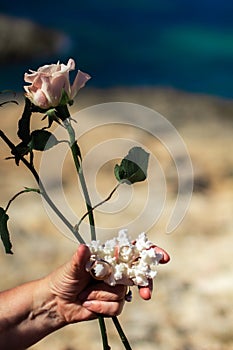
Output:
1,0,233,98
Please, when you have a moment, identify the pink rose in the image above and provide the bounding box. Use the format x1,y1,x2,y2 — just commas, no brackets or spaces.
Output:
24,58,91,109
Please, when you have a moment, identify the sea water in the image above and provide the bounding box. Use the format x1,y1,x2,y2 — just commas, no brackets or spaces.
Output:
1,0,233,98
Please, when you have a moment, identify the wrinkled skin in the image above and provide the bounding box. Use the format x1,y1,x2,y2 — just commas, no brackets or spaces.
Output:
0,244,169,349
48,244,127,322
49,244,170,325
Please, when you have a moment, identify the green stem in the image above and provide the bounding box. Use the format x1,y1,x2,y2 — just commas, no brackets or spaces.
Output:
62,117,133,350
112,317,132,350
98,317,111,350
0,89,18,107
62,117,113,350
0,100,18,107
5,188,40,213
0,130,85,244
75,183,121,235
63,118,96,240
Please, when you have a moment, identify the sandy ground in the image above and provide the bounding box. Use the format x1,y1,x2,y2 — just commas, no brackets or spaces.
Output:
0,87,233,350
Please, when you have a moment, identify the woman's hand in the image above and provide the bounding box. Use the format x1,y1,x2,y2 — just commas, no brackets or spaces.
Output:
48,244,127,323
48,244,170,324
0,244,169,349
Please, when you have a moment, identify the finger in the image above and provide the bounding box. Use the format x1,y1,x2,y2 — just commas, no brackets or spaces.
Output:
71,244,91,274
64,303,99,323
51,244,91,299
152,246,170,264
138,279,153,300
82,299,125,317
79,283,127,302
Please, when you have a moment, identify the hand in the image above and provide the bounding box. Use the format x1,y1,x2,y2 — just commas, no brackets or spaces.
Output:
138,245,170,300
0,245,128,349
48,244,127,324
48,243,170,326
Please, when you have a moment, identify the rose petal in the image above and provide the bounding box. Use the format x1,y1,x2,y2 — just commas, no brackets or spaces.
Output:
70,70,91,100
26,88,50,109
67,58,76,70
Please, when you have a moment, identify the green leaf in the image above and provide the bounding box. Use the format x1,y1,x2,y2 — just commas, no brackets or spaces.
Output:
28,130,59,151
114,146,150,184
0,207,13,254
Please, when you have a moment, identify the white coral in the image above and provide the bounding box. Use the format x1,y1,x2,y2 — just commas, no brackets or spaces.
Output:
87,230,162,287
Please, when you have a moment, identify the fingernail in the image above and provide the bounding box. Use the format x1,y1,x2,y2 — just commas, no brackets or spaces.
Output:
82,301,92,308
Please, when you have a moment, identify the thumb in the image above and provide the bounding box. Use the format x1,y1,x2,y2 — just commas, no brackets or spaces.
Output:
50,244,91,300
70,244,91,282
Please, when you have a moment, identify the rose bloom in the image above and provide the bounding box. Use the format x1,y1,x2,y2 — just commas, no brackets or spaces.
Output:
24,58,91,109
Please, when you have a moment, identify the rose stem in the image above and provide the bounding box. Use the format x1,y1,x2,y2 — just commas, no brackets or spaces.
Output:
74,182,121,234
61,116,114,350
62,117,96,241
0,129,85,244
62,117,134,349
112,316,132,350
4,188,40,213
98,316,111,350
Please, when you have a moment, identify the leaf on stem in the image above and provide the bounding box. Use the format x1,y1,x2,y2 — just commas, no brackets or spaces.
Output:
0,208,13,254
28,130,59,151
114,146,150,184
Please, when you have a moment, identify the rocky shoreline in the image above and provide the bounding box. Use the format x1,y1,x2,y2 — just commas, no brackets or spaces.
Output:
0,14,71,63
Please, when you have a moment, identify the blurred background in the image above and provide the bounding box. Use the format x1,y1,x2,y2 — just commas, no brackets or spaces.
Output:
0,1,233,350
0,0,233,97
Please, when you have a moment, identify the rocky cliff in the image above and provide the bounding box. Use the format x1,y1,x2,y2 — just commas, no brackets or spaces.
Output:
0,14,71,63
